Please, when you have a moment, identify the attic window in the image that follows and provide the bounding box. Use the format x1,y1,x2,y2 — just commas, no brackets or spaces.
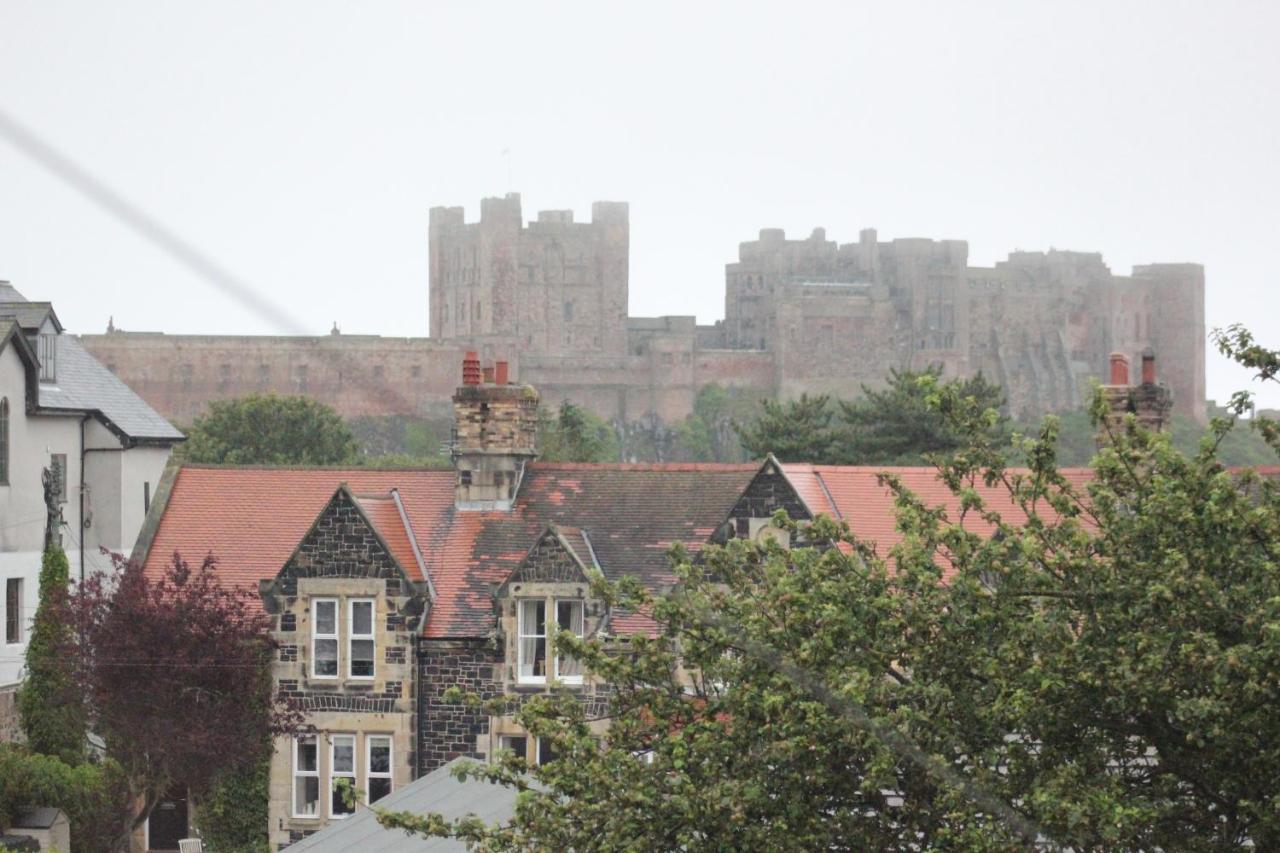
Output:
38,333,56,383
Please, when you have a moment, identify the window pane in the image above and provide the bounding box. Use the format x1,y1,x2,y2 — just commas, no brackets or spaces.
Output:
537,738,554,766
352,601,373,635
315,601,335,634
331,782,353,816
369,738,391,774
297,737,317,771
520,599,545,634
296,777,318,816
315,639,338,676
556,600,584,680
350,640,374,677
520,636,546,679
332,737,354,773
499,735,527,760
368,777,392,804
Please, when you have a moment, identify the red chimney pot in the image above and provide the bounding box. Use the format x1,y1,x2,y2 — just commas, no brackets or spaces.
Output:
495,360,509,385
462,351,481,386
1141,351,1156,385
1109,352,1130,386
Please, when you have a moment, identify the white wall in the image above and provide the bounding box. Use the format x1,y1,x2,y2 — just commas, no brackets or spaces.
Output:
0,342,174,686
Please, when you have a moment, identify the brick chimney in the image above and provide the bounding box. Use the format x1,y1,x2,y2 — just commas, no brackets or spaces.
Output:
451,356,539,510
1100,349,1172,435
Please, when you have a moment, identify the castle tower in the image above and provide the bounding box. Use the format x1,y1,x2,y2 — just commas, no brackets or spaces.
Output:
429,194,630,359
452,352,539,511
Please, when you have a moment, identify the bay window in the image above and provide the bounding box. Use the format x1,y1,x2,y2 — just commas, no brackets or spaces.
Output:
293,736,319,818
349,599,375,679
312,599,338,678
367,736,393,803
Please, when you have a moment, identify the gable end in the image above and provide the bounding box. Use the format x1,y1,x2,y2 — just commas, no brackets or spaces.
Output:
722,457,812,535
503,527,591,587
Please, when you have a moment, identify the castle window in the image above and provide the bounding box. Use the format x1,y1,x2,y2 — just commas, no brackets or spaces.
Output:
312,599,338,678
180,363,193,392
564,301,573,321
367,736,393,803
293,735,320,818
330,734,356,818
517,599,548,683
475,301,482,321
555,600,584,683
348,599,375,679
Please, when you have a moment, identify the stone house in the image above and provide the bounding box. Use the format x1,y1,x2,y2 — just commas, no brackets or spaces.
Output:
135,354,1118,849
0,281,182,739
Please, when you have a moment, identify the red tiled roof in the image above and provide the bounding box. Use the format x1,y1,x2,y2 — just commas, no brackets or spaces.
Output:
351,492,427,582
781,464,1096,578
141,463,758,639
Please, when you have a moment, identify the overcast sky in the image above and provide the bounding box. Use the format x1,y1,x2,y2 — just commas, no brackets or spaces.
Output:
1,1,1277,407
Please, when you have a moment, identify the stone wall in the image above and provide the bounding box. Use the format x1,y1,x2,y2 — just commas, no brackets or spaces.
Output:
77,202,1207,431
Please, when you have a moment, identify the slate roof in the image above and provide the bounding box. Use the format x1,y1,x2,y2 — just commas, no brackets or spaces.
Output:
282,758,519,852
0,281,27,301
139,463,759,638
0,300,61,332
35,336,184,443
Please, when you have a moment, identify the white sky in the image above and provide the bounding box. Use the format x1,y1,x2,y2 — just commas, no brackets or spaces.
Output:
1,1,1277,407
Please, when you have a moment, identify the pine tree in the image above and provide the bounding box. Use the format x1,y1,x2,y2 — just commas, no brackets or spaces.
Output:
18,544,87,765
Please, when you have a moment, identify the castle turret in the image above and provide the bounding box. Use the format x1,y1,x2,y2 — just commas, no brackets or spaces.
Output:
452,352,539,510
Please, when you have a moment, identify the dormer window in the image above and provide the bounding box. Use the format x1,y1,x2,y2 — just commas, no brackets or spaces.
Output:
38,333,56,383
516,597,586,685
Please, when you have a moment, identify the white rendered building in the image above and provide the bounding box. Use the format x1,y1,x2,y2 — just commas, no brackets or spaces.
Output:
0,281,182,703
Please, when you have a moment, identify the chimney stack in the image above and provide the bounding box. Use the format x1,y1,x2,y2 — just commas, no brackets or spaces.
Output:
451,355,539,511
462,351,481,386
1100,350,1172,437
1109,352,1130,386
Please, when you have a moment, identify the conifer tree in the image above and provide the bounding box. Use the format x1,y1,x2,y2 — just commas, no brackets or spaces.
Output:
18,544,87,765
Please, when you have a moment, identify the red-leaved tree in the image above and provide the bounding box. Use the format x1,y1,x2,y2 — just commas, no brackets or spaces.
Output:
67,552,303,849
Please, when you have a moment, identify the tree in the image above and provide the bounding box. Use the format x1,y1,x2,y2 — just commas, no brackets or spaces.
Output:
733,393,839,462
181,394,357,465
0,746,131,853
18,544,87,765
674,384,758,462
839,366,1009,464
381,369,1280,849
538,401,620,463
196,750,271,853
66,553,301,849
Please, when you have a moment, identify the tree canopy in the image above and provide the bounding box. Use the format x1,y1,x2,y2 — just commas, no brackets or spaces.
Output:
381,353,1280,850
538,401,620,463
735,366,1009,465
63,553,301,848
181,394,357,465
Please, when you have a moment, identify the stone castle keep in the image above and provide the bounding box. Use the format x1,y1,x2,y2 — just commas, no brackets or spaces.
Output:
79,193,1206,427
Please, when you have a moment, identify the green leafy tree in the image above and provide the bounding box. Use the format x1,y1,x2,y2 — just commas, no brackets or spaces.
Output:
18,544,87,765
733,392,839,462
181,394,357,465
838,366,1009,464
196,750,270,853
538,401,620,463
380,359,1280,849
0,745,131,853
674,384,758,462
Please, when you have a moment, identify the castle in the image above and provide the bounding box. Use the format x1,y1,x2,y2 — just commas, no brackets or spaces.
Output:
79,193,1206,428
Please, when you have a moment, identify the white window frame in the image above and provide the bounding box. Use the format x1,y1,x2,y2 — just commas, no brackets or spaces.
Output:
348,599,375,680
554,599,585,684
312,598,339,679
329,733,356,819
366,735,393,804
517,599,547,684
292,735,320,819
